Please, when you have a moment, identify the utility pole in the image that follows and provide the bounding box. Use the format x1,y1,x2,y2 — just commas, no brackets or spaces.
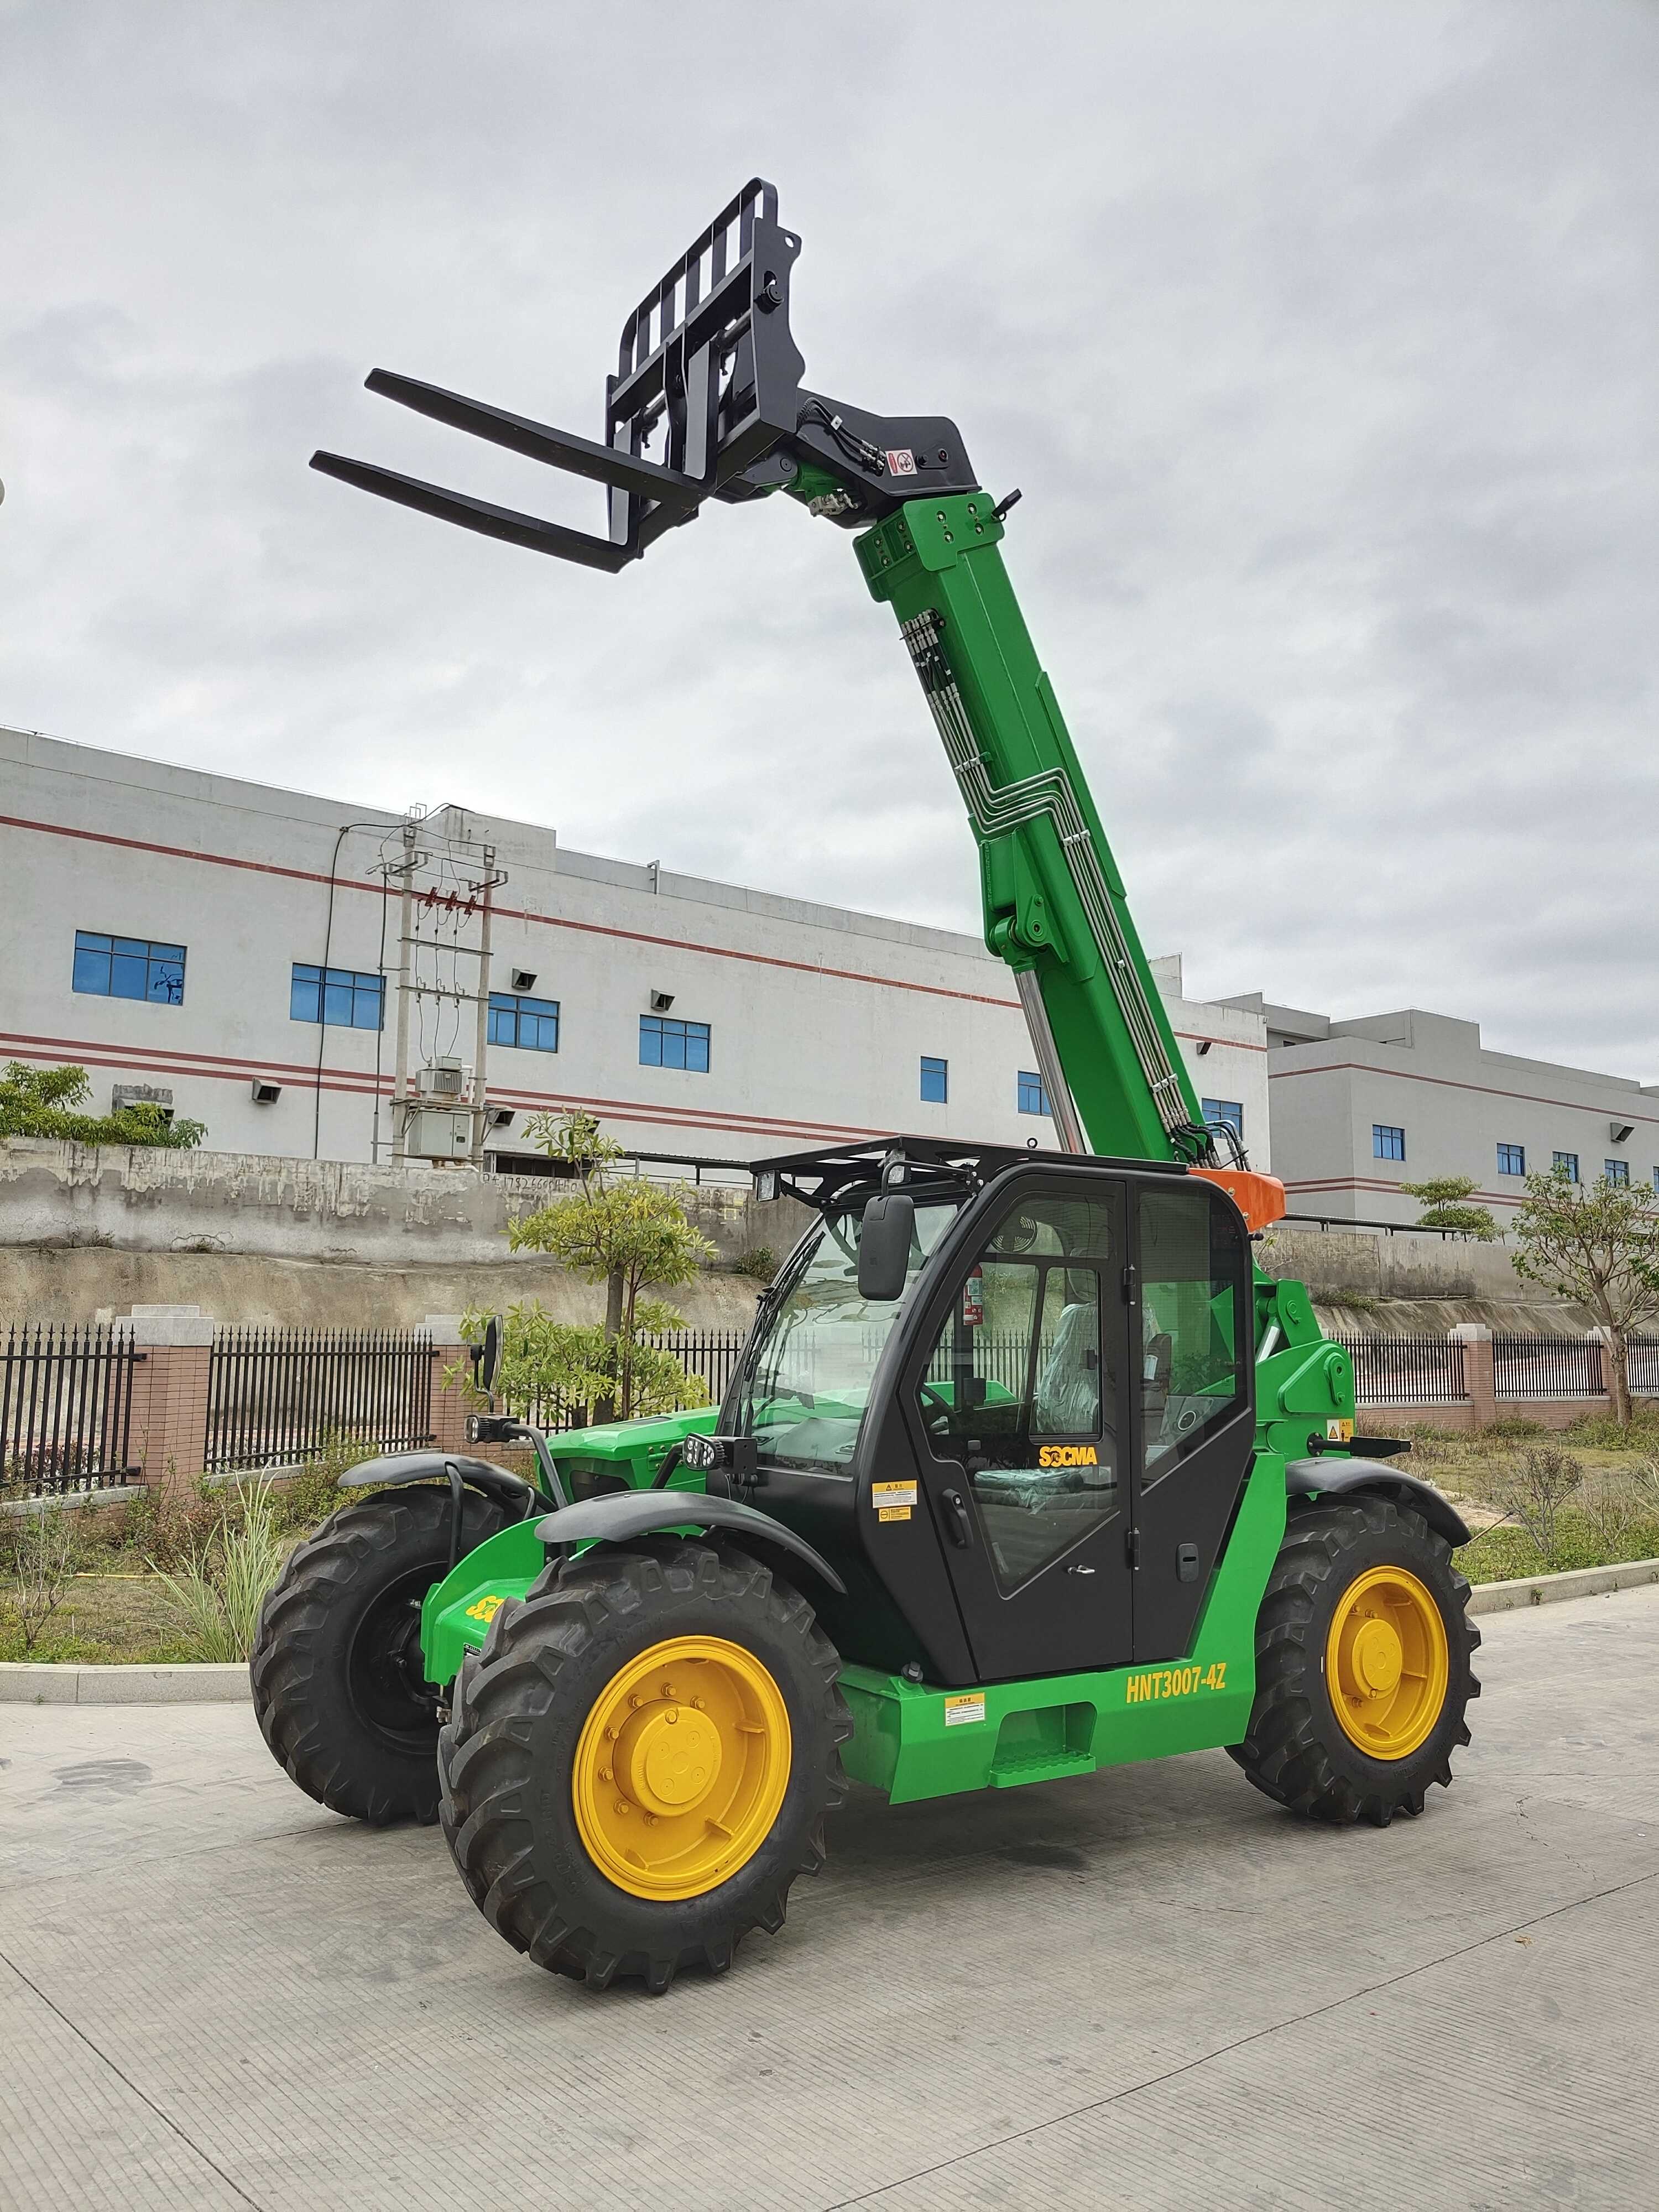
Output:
390,816,419,1161
469,846,495,1166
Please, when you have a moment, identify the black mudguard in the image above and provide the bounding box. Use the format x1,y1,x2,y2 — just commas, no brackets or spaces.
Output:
533,1491,848,1598
1284,1459,1470,1549
339,1451,539,1516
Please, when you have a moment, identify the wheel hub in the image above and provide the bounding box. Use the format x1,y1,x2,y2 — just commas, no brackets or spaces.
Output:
1350,1616,1404,1696
1326,1565,1451,1761
572,1636,792,1901
622,1703,725,1817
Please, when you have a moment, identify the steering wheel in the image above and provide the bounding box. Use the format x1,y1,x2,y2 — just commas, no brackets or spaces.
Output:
917,1383,956,1433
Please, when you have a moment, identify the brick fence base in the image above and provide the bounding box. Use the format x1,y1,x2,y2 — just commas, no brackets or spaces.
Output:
1360,1396,1610,1435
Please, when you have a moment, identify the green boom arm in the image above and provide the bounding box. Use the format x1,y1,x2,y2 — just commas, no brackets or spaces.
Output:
847,490,1208,1165
310,176,1354,1462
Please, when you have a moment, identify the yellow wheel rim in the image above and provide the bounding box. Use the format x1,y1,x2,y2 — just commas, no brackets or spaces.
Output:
572,1636,792,1901
1326,1565,1450,1761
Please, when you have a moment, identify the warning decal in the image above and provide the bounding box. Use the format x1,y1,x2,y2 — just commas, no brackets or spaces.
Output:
885,448,917,476
874,1478,917,1522
944,1693,986,1727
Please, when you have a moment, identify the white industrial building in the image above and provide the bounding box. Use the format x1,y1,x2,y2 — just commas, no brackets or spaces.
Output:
1224,996,1659,1225
2,728,1271,1172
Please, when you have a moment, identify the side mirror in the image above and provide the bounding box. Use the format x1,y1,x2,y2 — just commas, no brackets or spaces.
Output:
478,1314,503,1394
857,1192,915,1302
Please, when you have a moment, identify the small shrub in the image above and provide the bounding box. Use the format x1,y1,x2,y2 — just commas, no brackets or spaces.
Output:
114,1473,222,1570
736,1246,778,1284
1565,1403,1659,1451
1,1505,83,1652
1579,1476,1643,1556
152,1475,285,1662
1626,1456,1659,1515
1483,1415,1545,1441
1490,1446,1583,1566
272,1432,382,1532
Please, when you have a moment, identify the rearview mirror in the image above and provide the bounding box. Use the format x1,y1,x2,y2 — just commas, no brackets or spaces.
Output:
478,1314,503,1394
857,1192,915,1302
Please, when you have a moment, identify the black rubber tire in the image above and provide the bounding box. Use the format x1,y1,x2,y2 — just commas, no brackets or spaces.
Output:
438,1539,852,1994
251,1486,507,1825
1228,1493,1481,1827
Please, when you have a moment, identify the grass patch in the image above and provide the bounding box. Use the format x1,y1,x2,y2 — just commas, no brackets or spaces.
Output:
1455,1512,1659,1584
1563,1403,1659,1451
0,1572,205,1663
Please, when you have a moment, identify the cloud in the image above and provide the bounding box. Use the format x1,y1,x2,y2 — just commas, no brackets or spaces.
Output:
1,0,1655,1078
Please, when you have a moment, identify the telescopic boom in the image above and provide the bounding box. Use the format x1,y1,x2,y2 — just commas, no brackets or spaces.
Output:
311,179,1271,1201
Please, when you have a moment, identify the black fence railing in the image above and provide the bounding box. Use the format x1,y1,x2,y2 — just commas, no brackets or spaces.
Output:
205,1328,435,1472
1,1325,143,1496
1492,1334,1603,1399
1628,1338,1659,1396
1336,1334,1469,1407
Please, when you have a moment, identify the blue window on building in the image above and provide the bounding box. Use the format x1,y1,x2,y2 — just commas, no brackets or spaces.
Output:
920,1056,948,1104
1016,1070,1049,1117
1604,1159,1630,1186
488,992,560,1052
72,931,186,1006
1202,1097,1244,1137
1373,1124,1406,1162
1496,1142,1526,1177
290,963,383,1030
1553,1151,1579,1182
640,1015,710,1072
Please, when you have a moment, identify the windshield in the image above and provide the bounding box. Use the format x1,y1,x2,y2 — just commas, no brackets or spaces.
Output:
727,1199,961,1473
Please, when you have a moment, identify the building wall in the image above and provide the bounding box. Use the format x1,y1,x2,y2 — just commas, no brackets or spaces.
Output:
1234,1000,1659,1224
2,727,1269,1167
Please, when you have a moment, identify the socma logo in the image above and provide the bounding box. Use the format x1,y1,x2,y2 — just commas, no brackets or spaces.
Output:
1037,1444,1098,1469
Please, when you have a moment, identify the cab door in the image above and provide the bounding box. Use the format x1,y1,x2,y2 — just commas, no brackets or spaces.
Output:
1129,1178,1256,1662
904,1180,1135,1681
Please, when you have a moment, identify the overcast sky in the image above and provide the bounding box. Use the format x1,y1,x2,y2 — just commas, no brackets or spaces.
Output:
3,1,1655,1077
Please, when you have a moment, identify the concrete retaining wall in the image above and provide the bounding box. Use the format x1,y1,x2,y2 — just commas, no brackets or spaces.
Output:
0,1136,807,1327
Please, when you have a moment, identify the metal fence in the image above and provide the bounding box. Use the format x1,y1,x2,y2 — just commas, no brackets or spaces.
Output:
1335,1334,1469,1407
1,1325,142,1496
205,1328,435,1472
1492,1334,1604,1399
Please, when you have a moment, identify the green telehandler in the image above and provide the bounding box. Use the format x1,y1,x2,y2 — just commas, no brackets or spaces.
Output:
253,181,1479,1993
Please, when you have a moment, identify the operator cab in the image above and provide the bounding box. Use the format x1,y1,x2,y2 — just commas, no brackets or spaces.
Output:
718,1139,1256,1688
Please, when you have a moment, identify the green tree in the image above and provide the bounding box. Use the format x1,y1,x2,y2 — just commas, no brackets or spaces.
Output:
1512,1168,1659,1427
502,1109,716,1420
0,1062,205,1148
1399,1173,1498,1240
462,1298,711,1428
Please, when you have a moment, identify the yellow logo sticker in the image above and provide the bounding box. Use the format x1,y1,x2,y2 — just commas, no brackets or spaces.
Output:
464,1594,507,1624
1038,1444,1098,1469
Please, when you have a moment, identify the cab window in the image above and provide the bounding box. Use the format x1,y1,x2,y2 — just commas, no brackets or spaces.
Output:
1139,1186,1246,1486
918,1190,1123,1592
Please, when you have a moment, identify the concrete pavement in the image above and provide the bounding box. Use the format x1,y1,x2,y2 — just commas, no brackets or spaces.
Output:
3,1586,1657,2210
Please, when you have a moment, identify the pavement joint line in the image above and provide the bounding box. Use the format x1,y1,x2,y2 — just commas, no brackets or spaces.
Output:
0,1941,268,2212
821,1864,1659,2210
